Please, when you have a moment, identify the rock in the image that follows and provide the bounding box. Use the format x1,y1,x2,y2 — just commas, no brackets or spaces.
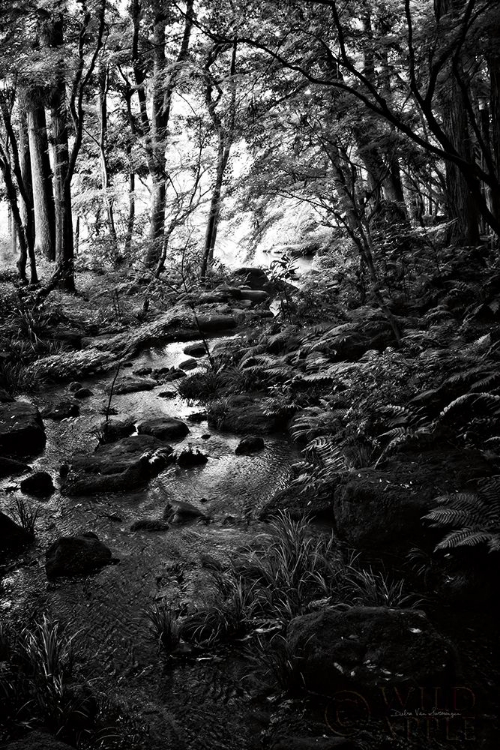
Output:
158,389,177,398
232,267,271,290
165,500,207,523
68,381,83,392
287,607,455,696
208,394,283,434
235,436,265,454
112,376,157,394
20,471,54,497
60,435,172,496
187,411,207,423
137,417,189,441
0,456,31,478
4,731,75,750
195,313,237,332
179,357,198,370
133,366,153,376
50,328,83,350
161,368,187,381
0,401,46,456
183,343,207,357
176,447,208,468
130,519,170,532
333,449,492,553
239,289,270,305
0,510,34,547
74,387,93,399
45,532,112,577
260,480,334,521
99,416,136,443
40,398,79,420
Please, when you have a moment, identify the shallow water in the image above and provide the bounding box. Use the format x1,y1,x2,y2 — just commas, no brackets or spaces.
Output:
1,337,299,748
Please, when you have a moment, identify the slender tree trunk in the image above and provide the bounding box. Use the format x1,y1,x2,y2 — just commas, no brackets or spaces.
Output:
124,162,135,256
201,138,229,278
488,53,500,225
18,105,38,283
27,90,56,261
98,64,119,257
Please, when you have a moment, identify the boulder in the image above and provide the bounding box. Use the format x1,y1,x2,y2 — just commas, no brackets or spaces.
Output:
112,376,157,394
164,500,207,522
176,447,208,468
137,417,189,441
130,519,170,532
161,368,187,381
74,387,93,399
239,289,270,305
0,401,46,456
179,357,198,371
4,731,75,750
232,267,271,291
287,607,455,696
68,381,83,392
235,436,265,454
0,456,31,478
208,394,283,434
20,470,54,497
158,389,177,398
183,342,207,357
45,532,112,577
40,399,79,421
334,449,492,553
195,313,237,332
0,510,34,547
99,416,136,443
60,435,172,496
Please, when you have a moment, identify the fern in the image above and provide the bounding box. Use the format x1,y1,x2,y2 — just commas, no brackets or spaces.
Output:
423,478,500,553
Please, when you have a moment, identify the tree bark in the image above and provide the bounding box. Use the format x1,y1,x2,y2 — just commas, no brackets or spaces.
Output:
18,103,38,283
27,89,56,261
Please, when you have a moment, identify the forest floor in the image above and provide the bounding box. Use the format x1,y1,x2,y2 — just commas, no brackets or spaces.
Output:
1,245,500,750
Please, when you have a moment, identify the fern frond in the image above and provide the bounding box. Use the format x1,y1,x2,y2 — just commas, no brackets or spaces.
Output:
436,529,498,550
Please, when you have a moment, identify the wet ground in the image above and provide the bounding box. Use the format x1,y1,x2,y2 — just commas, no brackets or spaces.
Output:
0,337,299,749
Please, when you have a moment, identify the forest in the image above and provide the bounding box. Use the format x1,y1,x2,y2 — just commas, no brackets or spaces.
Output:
1,1,500,750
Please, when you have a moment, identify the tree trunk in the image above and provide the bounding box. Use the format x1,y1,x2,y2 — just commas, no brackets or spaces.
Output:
201,138,229,278
98,64,119,257
489,53,500,225
51,88,74,291
124,162,135,256
27,90,56,261
18,106,38,283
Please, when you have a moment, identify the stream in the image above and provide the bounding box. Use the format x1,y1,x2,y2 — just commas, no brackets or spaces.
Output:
0,335,301,750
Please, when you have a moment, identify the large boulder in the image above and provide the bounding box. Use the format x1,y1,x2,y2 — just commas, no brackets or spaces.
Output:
45,532,112,577
137,417,189,441
239,289,270,305
183,342,207,358
232,267,272,291
287,607,455,696
20,470,54,497
333,449,492,554
208,394,283,434
0,401,46,457
60,435,172,496
98,416,136,443
0,510,34,548
112,376,157,394
235,436,265,455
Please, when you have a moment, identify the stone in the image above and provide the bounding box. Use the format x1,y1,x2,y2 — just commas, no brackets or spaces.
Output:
130,519,170,532
179,357,198,370
41,399,79,421
195,313,237,332
137,417,189,441
0,456,31,478
98,416,136,443
0,387,14,403
235,436,265,454
45,532,112,577
68,381,83,392
232,267,271,290
20,471,54,497
60,435,172,496
0,510,34,547
176,448,208,468
112,376,157,394
74,387,93,399
183,342,207,357
161,367,187,381
286,607,455,696
0,401,46,456
50,328,83,350
4,731,75,750
239,289,270,305
208,394,283,434
158,389,177,398
164,500,207,522
333,449,492,553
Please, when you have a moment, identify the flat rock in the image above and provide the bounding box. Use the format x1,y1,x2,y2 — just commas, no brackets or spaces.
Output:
130,519,170,532
137,417,189,441
98,416,136,443
46,532,112,577
112,376,157,394
40,398,79,420
20,470,54,497
287,606,455,696
239,289,270,304
60,435,172,496
0,401,46,457
235,436,265,454
183,342,208,357
179,357,198,370
0,456,31,478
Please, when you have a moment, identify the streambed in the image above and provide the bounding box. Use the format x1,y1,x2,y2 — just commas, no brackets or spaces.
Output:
0,337,300,749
